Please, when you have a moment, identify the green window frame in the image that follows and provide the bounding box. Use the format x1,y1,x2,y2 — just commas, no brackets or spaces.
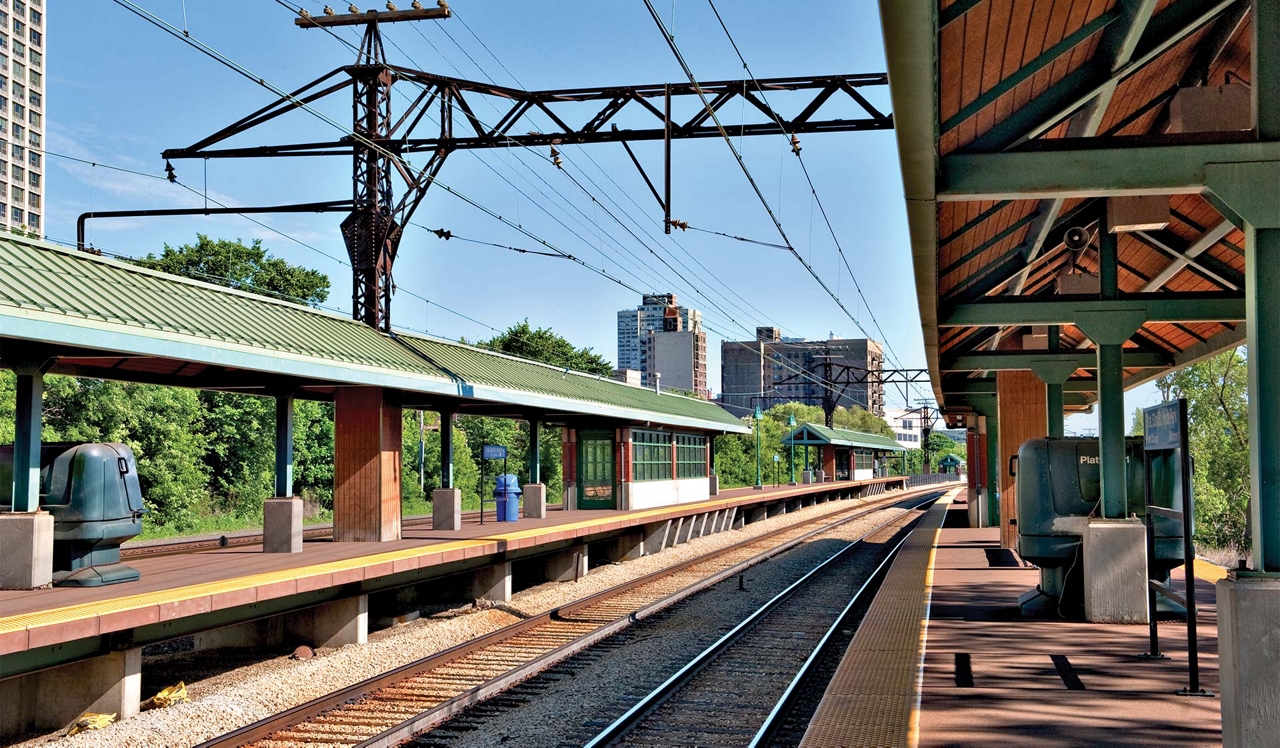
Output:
632,430,672,482
676,434,707,479
854,449,874,471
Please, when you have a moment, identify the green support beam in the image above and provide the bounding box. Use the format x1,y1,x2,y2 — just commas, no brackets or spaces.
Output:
937,293,1245,327
1096,213,1134,520
274,392,294,498
947,391,1091,409
985,415,1000,528
941,350,1169,372
939,141,1280,201
528,419,541,484
942,378,1099,394
440,409,455,490
6,354,54,513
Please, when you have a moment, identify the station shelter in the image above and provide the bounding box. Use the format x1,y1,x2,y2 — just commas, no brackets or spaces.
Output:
0,237,749,586
781,422,905,481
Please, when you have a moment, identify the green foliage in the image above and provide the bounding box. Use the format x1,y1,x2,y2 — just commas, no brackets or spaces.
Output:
1130,406,1146,436
40,376,210,528
832,405,895,438
140,234,331,305
475,320,613,376
1157,348,1250,552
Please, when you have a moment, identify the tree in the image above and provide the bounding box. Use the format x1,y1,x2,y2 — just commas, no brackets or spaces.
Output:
832,405,895,438
1130,406,1146,436
475,320,613,376
140,234,330,306
1156,348,1250,552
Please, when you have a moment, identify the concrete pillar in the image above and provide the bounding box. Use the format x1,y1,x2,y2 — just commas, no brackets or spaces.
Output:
767,502,785,518
263,498,303,554
1218,576,1280,748
305,594,368,648
602,533,644,563
731,507,745,529
641,520,671,555
523,483,547,519
0,647,142,740
543,545,588,582
333,387,401,542
433,488,462,531
275,392,295,498
0,512,53,589
470,561,512,603
745,506,768,525
709,474,720,496
1082,520,1147,623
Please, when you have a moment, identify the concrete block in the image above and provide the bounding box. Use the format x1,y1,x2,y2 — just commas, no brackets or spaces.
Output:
523,483,547,519
815,469,827,483
729,508,744,530
193,617,285,652
0,647,141,740
433,488,462,531
544,545,588,582
299,594,368,648
1219,575,1280,748
674,516,694,544
745,506,768,525
602,533,644,563
709,474,720,496
1082,519,1148,624
470,561,512,603
641,520,671,555
802,470,815,484
766,502,785,518
263,498,303,554
0,511,53,589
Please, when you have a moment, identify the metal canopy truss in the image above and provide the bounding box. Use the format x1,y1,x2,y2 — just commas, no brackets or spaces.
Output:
138,11,891,332
766,360,928,428
938,292,1245,327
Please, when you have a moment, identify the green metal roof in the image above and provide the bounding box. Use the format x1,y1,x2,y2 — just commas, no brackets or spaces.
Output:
0,237,748,433
781,422,905,452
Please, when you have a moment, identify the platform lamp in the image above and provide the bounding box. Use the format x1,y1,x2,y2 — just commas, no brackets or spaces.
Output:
754,404,764,489
787,413,797,484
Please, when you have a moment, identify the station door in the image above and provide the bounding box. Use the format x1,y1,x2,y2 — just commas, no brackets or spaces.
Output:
577,430,616,509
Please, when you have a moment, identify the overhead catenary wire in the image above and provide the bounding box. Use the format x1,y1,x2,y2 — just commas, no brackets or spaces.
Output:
114,0,893,409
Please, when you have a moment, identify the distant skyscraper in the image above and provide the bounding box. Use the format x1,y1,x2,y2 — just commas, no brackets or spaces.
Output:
617,293,706,396
0,0,44,234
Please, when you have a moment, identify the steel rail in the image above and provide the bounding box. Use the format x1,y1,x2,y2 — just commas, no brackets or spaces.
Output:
747,531,910,747
196,486,943,748
583,504,931,747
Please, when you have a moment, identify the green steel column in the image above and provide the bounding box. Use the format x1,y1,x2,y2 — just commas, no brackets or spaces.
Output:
755,419,763,489
986,417,1001,527
10,370,45,513
1249,227,1280,571
1096,214,1127,519
1046,326,1065,438
1249,0,1280,571
440,410,454,490
274,393,294,498
528,419,541,484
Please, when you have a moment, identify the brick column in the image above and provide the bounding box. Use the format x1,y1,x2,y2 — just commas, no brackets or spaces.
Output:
996,370,1047,549
333,387,402,542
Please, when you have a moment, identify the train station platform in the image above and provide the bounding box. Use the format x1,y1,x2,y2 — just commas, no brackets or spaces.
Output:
0,475,946,743
801,500,1222,748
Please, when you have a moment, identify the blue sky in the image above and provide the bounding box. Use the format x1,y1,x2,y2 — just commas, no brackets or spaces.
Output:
48,1,1153,427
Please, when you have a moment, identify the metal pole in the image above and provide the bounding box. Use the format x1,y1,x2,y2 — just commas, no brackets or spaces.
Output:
986,415,1001,528
440,410,454,490
529,419,541,484
1097,211,1128,520
275,393,295,498
418,409,425,493
755,417,763,489
663,83,672,234
789,440,795,484
10,368,45,513
1141,448,1165,660
1046,326,1065,438
1178,397,1208,694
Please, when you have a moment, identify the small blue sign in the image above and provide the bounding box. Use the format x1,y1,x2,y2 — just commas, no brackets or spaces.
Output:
482,444,508,460
1143,401,1182,451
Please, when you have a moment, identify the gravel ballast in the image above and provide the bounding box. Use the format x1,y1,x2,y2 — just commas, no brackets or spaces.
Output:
13,491,932,748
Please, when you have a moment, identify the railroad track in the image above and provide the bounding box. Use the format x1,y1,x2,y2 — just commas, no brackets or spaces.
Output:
584,502,926,748
196,487,944,748
121,508,532,558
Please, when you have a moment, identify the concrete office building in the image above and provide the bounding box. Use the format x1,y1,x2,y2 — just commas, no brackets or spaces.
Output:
617,293,705,393
0,0,44,234
641,306,708,397
884,407,924,449
721,327,885,418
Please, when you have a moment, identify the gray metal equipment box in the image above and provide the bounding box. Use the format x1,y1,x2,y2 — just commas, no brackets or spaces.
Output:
1,442,146,586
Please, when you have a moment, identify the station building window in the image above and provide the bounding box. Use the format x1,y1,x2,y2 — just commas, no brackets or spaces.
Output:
853,448,874,471
632,430,672,482
676,434,707,478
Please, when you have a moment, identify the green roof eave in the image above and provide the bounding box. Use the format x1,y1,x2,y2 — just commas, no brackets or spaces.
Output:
0,240,749,435
781,422,905,452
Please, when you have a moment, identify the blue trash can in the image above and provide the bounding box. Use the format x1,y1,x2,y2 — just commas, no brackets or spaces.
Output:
493,474,522,522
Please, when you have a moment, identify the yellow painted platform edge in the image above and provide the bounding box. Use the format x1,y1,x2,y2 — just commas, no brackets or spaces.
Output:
0,479,935,638
909,488,960,748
